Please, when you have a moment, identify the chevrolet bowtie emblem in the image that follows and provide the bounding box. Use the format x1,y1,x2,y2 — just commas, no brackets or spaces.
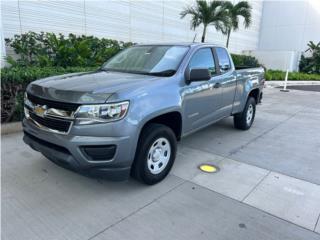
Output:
34,105,48,117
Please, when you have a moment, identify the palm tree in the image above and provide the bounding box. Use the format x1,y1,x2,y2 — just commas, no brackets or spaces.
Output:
180,0,230,43
224,1,252,48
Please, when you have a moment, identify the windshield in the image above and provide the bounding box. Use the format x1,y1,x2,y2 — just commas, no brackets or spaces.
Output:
102,45,189,76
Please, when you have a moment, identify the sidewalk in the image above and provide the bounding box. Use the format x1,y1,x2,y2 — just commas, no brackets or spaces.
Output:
2,88,320,240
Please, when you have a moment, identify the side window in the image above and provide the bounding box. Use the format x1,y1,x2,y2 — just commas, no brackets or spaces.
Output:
189,48,216,76
216,47,231,73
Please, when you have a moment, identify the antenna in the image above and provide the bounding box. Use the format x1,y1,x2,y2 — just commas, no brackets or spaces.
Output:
192,33,197,43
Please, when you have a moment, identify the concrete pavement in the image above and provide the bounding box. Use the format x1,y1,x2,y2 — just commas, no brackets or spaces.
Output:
2,88,320,240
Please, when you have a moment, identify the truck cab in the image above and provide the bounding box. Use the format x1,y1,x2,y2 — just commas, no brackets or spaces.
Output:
23,43,265,184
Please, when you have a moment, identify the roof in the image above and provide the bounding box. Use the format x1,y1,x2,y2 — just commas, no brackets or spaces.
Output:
135,42,223,47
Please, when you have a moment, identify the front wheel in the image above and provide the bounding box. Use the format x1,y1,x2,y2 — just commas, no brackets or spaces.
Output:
234,97,256,130
131,123,177,185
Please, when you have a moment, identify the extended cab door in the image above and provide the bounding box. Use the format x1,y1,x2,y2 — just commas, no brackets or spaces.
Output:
213,47,237,117
181,47,223,134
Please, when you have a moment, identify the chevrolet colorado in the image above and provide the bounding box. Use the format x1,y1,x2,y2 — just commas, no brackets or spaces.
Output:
23,43,264,184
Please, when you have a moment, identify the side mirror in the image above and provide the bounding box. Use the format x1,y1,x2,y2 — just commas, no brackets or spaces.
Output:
220,64,230,72
187,68,211,83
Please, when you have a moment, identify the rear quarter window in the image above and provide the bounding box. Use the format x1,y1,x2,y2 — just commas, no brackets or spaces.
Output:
216,47,231,73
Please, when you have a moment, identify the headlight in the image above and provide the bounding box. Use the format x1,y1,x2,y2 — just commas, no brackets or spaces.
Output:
24,92,31,118
74,101,129,125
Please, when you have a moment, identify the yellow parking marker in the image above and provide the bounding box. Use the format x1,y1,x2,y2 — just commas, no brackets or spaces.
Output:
199,164,219,173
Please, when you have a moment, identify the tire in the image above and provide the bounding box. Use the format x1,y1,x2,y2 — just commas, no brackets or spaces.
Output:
234,97,256,130
131,123,177,185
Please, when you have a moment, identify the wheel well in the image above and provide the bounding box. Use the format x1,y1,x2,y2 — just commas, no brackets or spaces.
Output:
142,111,182,141
248,89,260,103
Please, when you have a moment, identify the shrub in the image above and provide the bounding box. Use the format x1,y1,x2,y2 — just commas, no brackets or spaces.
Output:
1,66,97,123
2,32,134,123
265,70,320,81
231,54,260,67
5,32,133,67
299,41,320,74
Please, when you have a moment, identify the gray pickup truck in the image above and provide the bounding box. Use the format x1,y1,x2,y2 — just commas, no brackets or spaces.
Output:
23,43,264,184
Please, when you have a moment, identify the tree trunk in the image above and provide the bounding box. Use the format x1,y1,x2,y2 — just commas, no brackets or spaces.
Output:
226,29,231,48
201,25,207,43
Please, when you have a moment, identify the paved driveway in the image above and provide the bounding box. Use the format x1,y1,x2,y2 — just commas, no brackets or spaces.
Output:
2,88,320,240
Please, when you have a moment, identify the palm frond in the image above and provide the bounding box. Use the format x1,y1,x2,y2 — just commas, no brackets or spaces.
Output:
180,6,201,30
232,1,252,29
180,0,234,40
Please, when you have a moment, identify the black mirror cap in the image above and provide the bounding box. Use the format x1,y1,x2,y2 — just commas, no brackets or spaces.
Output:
220,64,230,71
187,68,211,83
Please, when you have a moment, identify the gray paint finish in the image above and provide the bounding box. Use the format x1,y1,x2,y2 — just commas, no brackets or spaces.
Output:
23,43,264,179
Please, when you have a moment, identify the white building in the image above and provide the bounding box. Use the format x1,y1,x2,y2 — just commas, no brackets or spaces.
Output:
1,0,320,71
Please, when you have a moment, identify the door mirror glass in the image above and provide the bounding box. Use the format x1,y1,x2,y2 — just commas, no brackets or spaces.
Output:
220,64,230,71
189,68,211,82
216,47,231,73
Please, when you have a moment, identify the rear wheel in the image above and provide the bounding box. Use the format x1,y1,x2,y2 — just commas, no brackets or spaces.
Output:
131,123,177,185
234,97,256,130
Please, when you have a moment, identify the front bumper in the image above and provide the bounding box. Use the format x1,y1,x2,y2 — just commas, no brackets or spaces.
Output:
22,118,138,181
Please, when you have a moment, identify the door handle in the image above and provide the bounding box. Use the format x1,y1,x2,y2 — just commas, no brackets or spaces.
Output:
213,83,221,88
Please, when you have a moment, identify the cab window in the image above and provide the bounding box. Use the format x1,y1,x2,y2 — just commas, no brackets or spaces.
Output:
215,47,231,73
189,48,216,76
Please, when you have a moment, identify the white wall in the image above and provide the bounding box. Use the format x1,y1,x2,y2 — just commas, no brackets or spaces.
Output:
243,50,301,71
1,0,263,54
259,0,320,52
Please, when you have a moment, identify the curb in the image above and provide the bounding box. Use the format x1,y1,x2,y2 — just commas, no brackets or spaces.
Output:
1,122,23,135
266,80,320,88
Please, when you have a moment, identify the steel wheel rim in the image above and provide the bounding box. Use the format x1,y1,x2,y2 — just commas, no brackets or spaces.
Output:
147,137,171,175
246,104,254,125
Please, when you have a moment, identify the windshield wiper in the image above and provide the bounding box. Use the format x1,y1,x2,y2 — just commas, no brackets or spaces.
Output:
149,69,176,77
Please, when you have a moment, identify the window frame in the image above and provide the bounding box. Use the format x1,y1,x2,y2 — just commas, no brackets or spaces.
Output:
212,47,232,75
187,47,219,79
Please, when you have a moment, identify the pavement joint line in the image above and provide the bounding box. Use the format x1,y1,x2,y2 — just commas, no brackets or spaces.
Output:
241,171,271,202
179,144,320,187
185,179,320,236
180,144,229,160
86,178,186,240
314,213,320,232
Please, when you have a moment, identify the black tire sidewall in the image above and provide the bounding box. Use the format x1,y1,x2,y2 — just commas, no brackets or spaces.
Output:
133,124,177,185
234,97,256,130
244,98,256,128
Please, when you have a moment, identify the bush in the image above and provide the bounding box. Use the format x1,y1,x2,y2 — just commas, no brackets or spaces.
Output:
231,54,260,67
5,32,133,67
1,66,97,123
265,70,320,81
299,41,320,74
2,32,134,123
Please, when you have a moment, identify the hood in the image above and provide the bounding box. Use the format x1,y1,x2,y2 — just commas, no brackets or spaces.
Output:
27,70,159,104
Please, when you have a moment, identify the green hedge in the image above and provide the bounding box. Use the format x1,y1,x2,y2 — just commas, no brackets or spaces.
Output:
1,66,97,85
265,70,320,81
5,31,133,67
1,66,97,123
231,54,260,68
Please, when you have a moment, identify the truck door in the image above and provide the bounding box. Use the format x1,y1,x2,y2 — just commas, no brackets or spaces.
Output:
213,47,237,117
181,48,223,134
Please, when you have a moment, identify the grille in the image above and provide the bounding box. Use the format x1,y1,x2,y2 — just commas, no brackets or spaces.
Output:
27,93,80,111
29,112,72,133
